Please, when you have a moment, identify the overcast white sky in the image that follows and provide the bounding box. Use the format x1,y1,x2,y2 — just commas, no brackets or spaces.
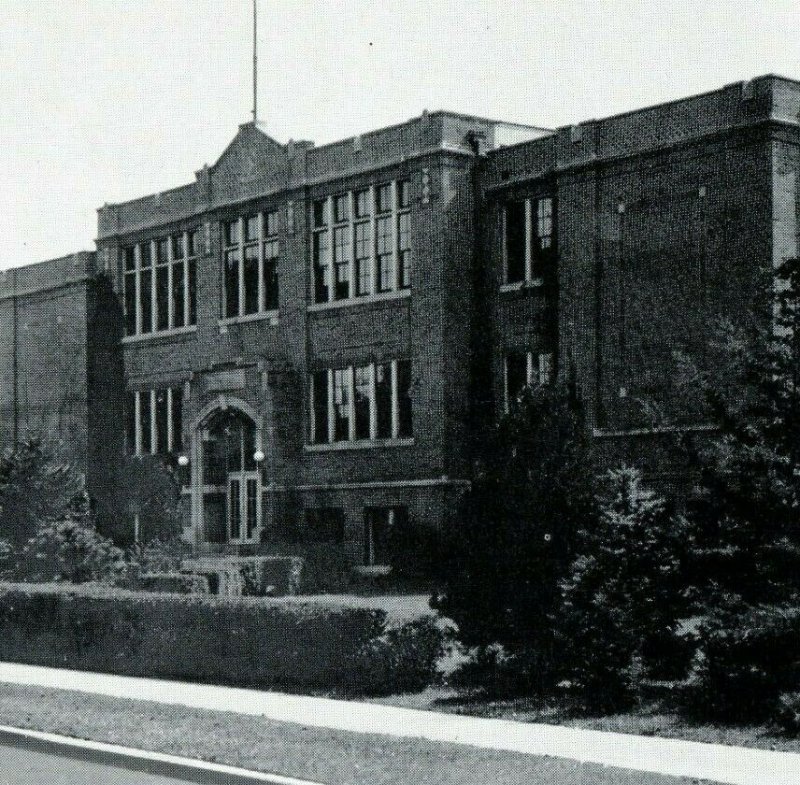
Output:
1,0,799,269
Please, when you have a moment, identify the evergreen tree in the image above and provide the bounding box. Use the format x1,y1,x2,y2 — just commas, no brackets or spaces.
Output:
677,257,800,604
560,467,693,710
432,378,596,690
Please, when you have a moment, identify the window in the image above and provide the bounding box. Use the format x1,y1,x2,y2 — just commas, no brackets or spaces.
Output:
503,196,556,285
309,359,413,444
127,387,184,456
364,506,408,566
311,179,411,303
222,210,281,319
333,367,352,441
504,351,554,411
122,231,199,337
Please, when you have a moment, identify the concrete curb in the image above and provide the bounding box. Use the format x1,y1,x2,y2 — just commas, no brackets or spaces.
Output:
0,725,326,785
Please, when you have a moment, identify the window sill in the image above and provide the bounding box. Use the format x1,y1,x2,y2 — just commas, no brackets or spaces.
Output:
500,278,544,293
307,288,411,312
218,310,279,330
122,325,198,344
354,565,392,577
305,437,414,453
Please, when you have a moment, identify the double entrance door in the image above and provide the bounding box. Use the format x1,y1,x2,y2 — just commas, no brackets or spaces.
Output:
227,471,261,544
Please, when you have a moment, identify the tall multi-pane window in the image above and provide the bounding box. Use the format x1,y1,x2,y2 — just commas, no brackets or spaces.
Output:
122,231,199,337
503,196,556,285
222,210,281,319
397,180,412,289
354,191,372,297
311,179,411,304
313,199,331,303
123,247,137,336
139,242,153,334
309,359,413,444
127,387,184,456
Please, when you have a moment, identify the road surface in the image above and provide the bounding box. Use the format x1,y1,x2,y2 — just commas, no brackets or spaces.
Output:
0,743,201,785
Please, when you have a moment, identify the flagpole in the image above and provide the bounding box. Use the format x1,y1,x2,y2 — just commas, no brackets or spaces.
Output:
252,0,258,123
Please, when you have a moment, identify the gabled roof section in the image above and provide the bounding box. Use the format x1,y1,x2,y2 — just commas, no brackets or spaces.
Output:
208,122,289,204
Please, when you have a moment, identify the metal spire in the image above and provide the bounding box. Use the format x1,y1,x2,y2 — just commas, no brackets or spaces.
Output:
252,0,258,123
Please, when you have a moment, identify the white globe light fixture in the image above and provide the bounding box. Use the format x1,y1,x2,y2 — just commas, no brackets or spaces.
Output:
253,450,265,463
177,455,190,467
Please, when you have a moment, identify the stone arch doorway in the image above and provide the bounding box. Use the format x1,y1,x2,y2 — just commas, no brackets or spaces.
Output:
190,397,263,548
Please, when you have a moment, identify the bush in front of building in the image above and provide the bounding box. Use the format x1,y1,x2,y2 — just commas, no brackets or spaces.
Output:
558,467,695,712
0,582,445,694
693,602,800,723
432,379,596,693
239,556,304,596
350,616,452,696
0,439,86,547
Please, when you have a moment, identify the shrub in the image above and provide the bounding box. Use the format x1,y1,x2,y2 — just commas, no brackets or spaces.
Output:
0,440,85,546
351,616,451,695
136,572,209,594
239,557,304,596
449,643,552,698
695,603,800,722
433,379,595,689
776,692,800,735
19,516,124,584
0,582,435,693
130,538,194,574
559,467,693,712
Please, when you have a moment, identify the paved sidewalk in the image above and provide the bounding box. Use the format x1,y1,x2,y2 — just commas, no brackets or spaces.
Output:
1,662,799,785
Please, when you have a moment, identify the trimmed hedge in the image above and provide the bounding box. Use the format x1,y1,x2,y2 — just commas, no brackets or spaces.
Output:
0,582,446,695
136,572,209,594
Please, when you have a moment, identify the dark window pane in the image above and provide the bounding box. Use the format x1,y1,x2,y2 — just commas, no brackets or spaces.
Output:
126,392,136,454
140,268,152,333
505,201,526,283
312,370,329,444
229,478,240,540
333,226,350,300
376,184,392,213
124,247,136,272
172,261,185,327
224,248,240,318
398,179,411,208
398,212,411,289
187,229,199,257
376,216,392,292
313,232,330,303
355,190,371,218
313,199,329,228
243,244,259,314
334,194,349,223
333,368,350,441
245,216,259,243
354,366,371,440
157,238,169,263
171,234,184,259
225,220,240,246
171,386,183,452
264,240,279,310
187,258,197,324
355,222,372,296
265,211,279,237
140,391,152,454
155,389,169,454
376,363,392,438
155,264,169,331
124,272,137,336
140,243,152,269
364,507,402,565
397,360,413,438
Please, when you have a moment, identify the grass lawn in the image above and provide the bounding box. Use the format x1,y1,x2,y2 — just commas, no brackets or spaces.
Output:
375,687,800,754
0,683,703,785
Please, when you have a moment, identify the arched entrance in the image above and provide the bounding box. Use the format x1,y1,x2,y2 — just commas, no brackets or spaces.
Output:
190,397,263,547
